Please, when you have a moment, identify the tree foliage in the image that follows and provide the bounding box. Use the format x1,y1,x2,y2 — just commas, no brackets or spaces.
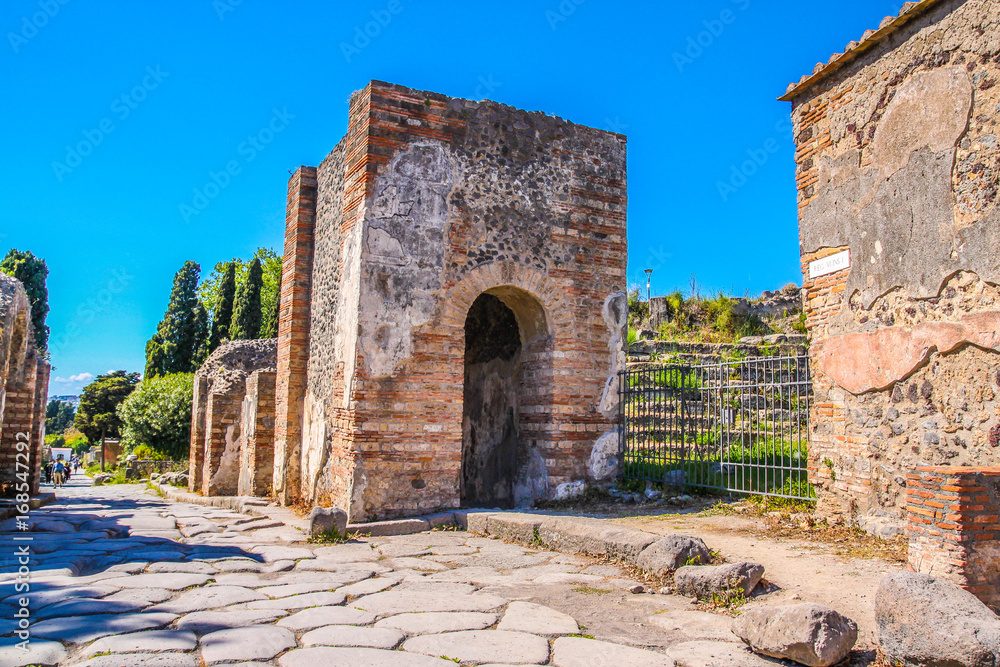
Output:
45,399,75,434
145,261,208,377
209,261,236,351
74,371,141,443
0,249,49,351
199,247,281,329
230,257,263,340
117,373,194,460
260,291,279,338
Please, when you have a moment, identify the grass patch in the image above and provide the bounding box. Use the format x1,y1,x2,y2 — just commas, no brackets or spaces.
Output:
706,587,749,613
572,585,612,595
307,527,369,545
568,633,596,639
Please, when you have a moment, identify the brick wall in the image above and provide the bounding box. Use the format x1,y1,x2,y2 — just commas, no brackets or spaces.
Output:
908,466,1000,607
201,387,245,496
278,80,627,521
785,0,1000,525
188,376,208,493
238,369,276,497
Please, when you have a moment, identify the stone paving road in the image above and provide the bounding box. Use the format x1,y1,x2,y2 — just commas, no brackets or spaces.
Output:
0,475,769,667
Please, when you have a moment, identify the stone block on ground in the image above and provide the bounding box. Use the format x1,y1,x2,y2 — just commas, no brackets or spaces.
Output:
0,637,67,667
636,535,712,575
199,624,295,664
876,572,1000,667
733,603,857,667
668,640,789,666
374,611,498,635
497,600,579,636
308,506,348,537
300,624,405,649
674,562,764,599
278,647,456,667
86,630,198,656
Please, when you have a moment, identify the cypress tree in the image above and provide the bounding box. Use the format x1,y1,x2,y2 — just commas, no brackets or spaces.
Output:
144,261,204,377
260,291,279,339
0,249,50,351
230,257,263,340
209,262,236,351
192,302,211,367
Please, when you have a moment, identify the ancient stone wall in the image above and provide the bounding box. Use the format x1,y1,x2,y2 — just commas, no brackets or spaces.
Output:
275,80,628,521
0,273,49,497
188,338,277,496
784,0,1000,525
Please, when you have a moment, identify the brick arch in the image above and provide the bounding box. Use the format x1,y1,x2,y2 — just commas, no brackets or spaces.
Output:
439,261,574,341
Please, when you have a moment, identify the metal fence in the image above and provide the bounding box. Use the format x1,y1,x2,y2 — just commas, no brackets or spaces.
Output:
619,354,813,500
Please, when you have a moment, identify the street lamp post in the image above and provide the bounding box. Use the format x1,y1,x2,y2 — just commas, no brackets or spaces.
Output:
644,269,653,302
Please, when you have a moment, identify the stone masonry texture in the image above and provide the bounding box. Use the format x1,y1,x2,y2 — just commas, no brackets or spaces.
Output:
784,0,1000,526
272,80,628,521
0,272,49,497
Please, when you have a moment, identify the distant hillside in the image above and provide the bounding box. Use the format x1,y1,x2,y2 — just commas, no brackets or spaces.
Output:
48,394,80,407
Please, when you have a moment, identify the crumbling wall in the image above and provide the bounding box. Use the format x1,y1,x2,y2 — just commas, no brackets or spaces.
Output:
278,80,627,521
785,0,1000,525
188,338,277,496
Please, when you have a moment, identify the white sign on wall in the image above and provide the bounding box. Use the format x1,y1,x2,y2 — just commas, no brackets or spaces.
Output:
808,249,851,279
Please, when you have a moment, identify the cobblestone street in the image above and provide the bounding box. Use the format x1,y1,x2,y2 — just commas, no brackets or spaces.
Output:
0,476,774,667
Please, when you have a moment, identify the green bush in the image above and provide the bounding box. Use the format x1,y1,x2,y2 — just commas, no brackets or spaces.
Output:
118,373,194,460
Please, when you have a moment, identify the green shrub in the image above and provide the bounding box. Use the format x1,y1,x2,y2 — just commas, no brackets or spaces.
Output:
118,373,194,460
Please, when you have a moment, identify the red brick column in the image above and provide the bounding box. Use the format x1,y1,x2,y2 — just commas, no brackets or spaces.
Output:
0,351,39,496
273,166,317,505
907,466,1000,606
239,370,276,497
30,357,49,494
202,387,246,496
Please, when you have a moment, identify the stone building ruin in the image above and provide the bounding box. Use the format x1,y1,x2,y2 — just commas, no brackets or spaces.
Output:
0,273,50,497
191,81,628,522
784,0,1000,600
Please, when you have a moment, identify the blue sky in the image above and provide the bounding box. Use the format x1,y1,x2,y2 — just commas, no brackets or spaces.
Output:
0,0,904,397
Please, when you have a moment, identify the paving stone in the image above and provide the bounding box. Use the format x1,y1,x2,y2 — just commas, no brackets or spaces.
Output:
87,629,198,655
497,601,579,636
211,559,264,573
104,587,175,605
376,543,432,558
338,576,401,597
403,629,550,665
226,519,284,532
106,562,150,574
351,590,506,616
147,561,218,574
294,559,389,575
200,624,296,664
238,590,347,610
35,597,146,619
389,558,450,572
428,545,478,556
102,573,212,590
301,624,405,649
667,640,784,666
553,636,675,667
311,543,383,562
176,609,288,634
150,585,266,613
72,653,199,667
250,545,314,562
0,637,67,667
375,611,498,635
257,582,343,598
650,611,738,642
277,605,378,631
278,647,457,667
1,584,118,609
427,567,512,585
31,612,179,644
394,581,477,595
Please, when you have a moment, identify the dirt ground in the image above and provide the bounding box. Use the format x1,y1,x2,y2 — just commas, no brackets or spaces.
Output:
530,497,905,653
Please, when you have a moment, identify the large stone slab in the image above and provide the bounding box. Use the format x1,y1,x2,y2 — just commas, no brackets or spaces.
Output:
553,636,675,667
258,582,343,598
668,640,787,667
497,601,579,636
375,611,498,635
101,573,212,590
200,624,296,664
674,562,765,599
277,605,378,631
733,603,857,667
31,612,179,644
87,630,198,655
250,545,314,562
238,590,346,610
0,637,67,667
176,609,288,634
876,571,1000,667
147,561,218,575
351,590,505,616
103,587,174,605
149,585,265,613
312,542,381,562
337,576,401,597
302,625,405,649
279,647,456,667
650,610,737,642
34,597,145,619
403,630,550,665
73,654,199,667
